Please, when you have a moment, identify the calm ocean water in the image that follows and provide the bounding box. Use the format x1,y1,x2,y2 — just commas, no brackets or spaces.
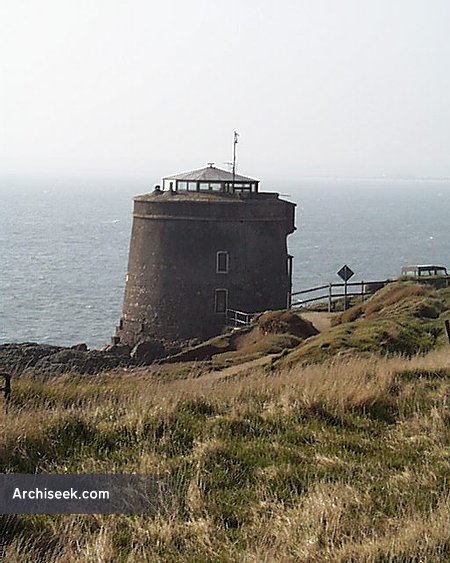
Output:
1,178,449,348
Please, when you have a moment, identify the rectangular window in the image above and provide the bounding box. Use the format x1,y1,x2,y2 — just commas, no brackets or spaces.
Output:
216,251,229,273
214,289,228,313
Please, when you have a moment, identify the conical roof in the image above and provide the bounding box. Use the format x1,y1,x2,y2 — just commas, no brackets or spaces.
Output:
163,165,258,183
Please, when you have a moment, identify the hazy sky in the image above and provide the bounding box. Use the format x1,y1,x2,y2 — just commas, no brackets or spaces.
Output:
1,0,449,182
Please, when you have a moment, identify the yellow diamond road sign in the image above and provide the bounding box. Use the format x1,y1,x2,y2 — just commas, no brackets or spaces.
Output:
337,265,355,282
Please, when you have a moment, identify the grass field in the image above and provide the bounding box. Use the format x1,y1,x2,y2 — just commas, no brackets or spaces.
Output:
1,281,450,561
281,283,450,366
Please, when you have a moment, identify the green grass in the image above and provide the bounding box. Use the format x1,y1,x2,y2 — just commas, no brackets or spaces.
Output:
281,282,449,366
1,281,450,561
1,350,450,561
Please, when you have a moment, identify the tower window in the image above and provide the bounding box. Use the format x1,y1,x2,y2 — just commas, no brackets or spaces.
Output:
214,289,228,313
216,251,229,273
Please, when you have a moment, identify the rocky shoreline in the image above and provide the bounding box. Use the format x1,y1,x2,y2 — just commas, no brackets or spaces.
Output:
0,339,181,377
0,311,320,377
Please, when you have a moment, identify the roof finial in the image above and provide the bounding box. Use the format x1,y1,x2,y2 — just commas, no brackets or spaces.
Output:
232,131,239,184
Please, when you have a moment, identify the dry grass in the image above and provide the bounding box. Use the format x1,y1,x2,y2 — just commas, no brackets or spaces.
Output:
258,310,318,339
0,347,449,561
283,282,449,366
333,282,445,325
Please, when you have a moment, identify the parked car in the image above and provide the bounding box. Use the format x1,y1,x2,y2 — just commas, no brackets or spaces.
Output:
401,264,448,278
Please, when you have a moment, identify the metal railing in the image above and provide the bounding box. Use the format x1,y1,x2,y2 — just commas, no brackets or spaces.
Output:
225,275,450,323
290,280,393,312
226,309,255,327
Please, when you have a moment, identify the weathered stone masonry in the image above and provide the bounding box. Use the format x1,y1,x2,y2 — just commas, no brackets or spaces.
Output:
116,166,296,346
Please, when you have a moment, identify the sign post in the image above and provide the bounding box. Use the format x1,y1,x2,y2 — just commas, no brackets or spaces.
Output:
337,265,355,311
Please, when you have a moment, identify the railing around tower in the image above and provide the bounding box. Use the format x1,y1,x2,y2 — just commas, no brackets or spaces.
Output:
225,281,391,327
226,309,255,328
290,280,393,311
225,276,450,326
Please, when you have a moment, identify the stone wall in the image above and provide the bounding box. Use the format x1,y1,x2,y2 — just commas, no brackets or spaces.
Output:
116,191,296,345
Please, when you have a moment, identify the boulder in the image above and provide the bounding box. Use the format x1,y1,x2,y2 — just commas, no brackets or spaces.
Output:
100,344,131,357
130,339,166,364
70,343,88,351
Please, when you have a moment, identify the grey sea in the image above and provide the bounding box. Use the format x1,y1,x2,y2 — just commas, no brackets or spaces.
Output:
1,178,449,348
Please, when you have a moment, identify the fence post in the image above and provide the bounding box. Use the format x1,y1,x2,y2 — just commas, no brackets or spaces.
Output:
1,372,11,411
445,320,450,344
361,280,365,303
328,283,332,312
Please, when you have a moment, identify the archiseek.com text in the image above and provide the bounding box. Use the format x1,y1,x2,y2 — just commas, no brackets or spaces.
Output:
12,487,110,501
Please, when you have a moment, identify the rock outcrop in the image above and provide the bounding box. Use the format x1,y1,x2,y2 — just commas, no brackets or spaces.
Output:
0,337,177,376
0,343,130,376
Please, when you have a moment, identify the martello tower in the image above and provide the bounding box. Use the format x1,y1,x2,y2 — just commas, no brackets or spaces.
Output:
116,165,296,346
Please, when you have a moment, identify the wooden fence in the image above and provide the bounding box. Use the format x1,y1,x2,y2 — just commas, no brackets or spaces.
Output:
227,276,450,325
226,280,392,325
289,279,393,312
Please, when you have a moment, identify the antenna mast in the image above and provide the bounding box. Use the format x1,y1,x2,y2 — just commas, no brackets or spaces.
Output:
232,131,239,184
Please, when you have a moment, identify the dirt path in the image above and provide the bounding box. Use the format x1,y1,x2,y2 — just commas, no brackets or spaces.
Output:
134,312,337,384
301,312,338,332
198,313,338,383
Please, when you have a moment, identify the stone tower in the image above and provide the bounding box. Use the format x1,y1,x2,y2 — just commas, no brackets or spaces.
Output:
115,165,296,346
